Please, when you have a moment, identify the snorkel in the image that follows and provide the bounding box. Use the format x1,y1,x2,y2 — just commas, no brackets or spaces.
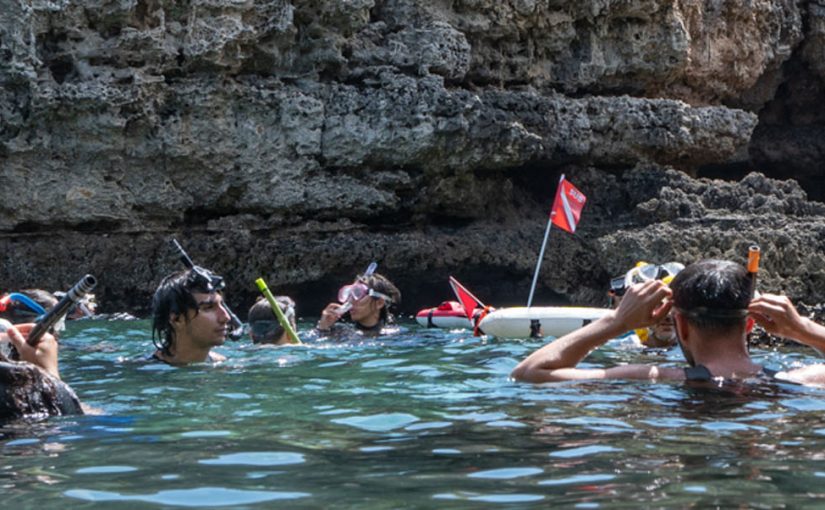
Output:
27,275,97,346
747,245,760,298
254,278,301,345
336,262,378,316
171,239,244,341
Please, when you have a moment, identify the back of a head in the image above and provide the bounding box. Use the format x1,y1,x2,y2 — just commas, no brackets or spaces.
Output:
670,259,751,333
248,296,295,344
0,289,58,324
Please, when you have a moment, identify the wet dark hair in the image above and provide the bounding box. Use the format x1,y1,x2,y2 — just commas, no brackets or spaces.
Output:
248,296,296,344
670,259,751,333
151,269,220,356
356,273,401,323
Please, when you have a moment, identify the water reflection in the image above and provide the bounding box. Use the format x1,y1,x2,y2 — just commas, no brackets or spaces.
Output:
0,320,824,507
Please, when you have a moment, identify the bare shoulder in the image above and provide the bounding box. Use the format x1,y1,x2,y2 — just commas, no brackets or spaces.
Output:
777,364,825,386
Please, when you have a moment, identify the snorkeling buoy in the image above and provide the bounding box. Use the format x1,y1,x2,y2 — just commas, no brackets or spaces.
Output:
476,306,611,338
415,301,477,329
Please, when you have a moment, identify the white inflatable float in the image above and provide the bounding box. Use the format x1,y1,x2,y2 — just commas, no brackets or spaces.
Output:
476,306,610,338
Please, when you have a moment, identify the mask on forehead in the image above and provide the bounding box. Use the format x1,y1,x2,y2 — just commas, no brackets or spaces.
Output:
185,266,225,294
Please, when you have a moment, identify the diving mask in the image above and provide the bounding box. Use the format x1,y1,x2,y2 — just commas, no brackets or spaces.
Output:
185,266,226,293
609,276,628,297
625,261,685,287
249,320,285,342
338,283,393,304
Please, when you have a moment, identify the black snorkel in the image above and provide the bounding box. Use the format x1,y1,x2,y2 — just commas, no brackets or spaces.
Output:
747,245,760,298
28,274,97,346
171,239,244,341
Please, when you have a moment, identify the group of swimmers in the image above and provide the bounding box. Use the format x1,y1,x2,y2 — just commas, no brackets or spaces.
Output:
149,263,401,363
3,253,825,411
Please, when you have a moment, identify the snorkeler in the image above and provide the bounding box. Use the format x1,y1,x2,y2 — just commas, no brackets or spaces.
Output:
613,262,683,349
0,322,83,419
149,266,231,364
248,295,297,346
54,290,98,320
635,311,677,348
512,259,825,386
0,289,58,325
317,264,401,338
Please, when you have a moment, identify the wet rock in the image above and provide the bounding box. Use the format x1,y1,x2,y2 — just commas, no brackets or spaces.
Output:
0,1,824,314
0,361,83,421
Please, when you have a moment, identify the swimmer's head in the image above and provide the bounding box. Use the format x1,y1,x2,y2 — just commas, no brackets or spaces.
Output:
151,268,224,355
671,259,750,333
0,289,62,334
354,273,401,323
248,296,296,345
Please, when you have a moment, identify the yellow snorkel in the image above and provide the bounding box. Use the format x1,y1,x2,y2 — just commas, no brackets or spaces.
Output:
255,278,302,345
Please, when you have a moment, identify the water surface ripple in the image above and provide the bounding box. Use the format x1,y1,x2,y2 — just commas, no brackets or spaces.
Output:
1,320,824,508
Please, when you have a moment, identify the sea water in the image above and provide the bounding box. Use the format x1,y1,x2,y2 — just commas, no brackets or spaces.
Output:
2,319,825,508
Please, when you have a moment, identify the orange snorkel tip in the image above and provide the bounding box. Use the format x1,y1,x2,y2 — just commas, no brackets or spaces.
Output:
747,245,761,274
747,245,761,300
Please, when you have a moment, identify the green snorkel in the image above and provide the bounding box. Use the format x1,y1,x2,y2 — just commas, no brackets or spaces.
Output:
255,278,301,345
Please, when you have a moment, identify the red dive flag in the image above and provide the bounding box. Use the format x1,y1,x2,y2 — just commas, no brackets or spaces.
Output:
449,276,485,320
550,176,586,234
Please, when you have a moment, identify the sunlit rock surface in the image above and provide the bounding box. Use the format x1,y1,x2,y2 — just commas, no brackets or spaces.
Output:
1,0,823,313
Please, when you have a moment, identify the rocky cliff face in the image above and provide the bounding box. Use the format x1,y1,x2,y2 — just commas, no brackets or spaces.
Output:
1,0,824,316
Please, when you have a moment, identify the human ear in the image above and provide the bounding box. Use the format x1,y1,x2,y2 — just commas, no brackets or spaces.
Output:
170,312,184,327
674,311,690,346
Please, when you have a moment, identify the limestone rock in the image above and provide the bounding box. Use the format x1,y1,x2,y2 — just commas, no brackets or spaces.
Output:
0,0,824,314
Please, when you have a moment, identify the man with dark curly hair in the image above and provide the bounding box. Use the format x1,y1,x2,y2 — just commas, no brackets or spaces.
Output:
150,266,230,364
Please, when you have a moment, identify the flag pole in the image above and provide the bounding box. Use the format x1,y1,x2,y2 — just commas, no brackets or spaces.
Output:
527,174,565,309
527,218,553,308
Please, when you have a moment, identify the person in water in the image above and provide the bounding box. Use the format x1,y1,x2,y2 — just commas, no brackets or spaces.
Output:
607,274,626,308
55,291,98,320
0,289,58,325
150,266,231,364
635,311,677,348
248,295,297,345
608,264,678,349
317,272,401,337
0,320,83,419
512,259,825,385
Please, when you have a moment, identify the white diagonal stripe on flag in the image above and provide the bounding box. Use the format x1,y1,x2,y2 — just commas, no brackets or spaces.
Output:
560,186,576,233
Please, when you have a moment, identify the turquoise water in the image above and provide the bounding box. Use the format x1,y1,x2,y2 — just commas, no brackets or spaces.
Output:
3,320,825,508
